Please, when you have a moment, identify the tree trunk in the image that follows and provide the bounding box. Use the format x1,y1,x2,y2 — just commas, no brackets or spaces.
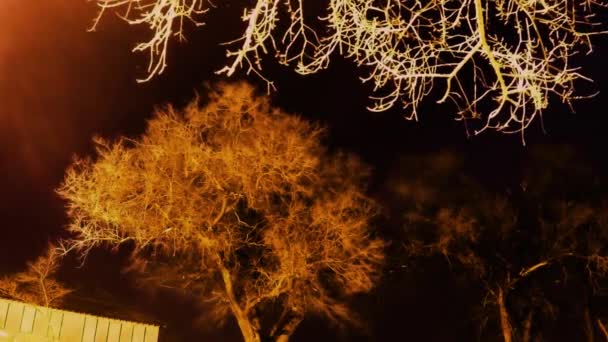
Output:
522,310,533,342
497,288,512,342
274,315,304,342
584,306,594,342
234,314,261,342
39,278,50,307
597,319,608,341
218,264,261,342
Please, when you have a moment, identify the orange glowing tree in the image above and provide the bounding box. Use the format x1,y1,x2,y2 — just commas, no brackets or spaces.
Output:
91,0,606,139
58,82,384,342
389,150,608,342
0,244,72,307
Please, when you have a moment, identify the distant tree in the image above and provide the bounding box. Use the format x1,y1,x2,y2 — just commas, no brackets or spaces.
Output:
0,244,72,307
58,82,384,342
389,150,608,342
516,146,608,342
90,0,606,138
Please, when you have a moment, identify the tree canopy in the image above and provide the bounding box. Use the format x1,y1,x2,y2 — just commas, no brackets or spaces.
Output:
389,149,608,341
58,82,384,342
0,245,71,307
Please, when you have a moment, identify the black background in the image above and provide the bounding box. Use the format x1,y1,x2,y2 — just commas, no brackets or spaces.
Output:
1,1,607,340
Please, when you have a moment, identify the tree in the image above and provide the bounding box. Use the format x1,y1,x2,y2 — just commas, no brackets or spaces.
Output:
58,82,384,342
0,244,72,307
389,150,608,341
90,0,606,139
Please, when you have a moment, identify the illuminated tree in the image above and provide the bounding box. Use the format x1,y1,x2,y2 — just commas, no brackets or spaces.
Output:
91,0,606,139
58,82,384,342
389,150,608,342
0,244,72,307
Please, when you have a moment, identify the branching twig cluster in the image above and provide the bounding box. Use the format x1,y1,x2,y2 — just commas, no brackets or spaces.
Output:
93,0,606,139
58,82,383,341
393,149,608,341
91,0,208,82
0,245,72,307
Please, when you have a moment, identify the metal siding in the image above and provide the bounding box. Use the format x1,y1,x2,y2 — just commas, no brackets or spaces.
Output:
60,311,85,342
107,320,122,342
131,325,145,342
94,318,110,342
0,299,158,342
82,316,98,342
32,307,50,336
119,322,134,342
19,305,36,333
144,326,159,342
0,300,9,329
48,310,64,338
4,302,24,333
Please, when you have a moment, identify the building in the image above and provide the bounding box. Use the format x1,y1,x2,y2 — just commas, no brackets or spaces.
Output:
0,297,159,342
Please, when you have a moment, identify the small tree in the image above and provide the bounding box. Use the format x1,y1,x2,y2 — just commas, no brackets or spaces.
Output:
90,0,606,138
391,150,608,342
58,82,384,342
0,244,72,307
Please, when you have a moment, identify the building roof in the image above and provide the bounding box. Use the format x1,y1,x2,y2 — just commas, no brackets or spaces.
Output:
0,297,159,342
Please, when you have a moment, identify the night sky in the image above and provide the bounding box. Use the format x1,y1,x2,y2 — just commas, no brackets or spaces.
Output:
1,1,608,340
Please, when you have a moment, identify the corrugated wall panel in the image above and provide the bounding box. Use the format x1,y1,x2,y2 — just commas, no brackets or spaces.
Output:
107,320,122,342
94,318,110,342
4,302,24,332
48,310,64,338
60,311,85,342
82,316,98,342
132,325,145,342
32,307,50,336
0,300,9,329
119,322,134,342
0,298,159,342
144,325,159,342
19,305,36,333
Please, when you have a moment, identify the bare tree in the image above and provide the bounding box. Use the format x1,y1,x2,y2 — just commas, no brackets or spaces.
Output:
0,244,72,307
90,0,606,138
57,82,384,342
390,150,608,341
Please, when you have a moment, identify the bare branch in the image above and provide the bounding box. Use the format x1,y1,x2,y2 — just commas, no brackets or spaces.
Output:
0,244,72,307
92,0,607,138
58,82,384,341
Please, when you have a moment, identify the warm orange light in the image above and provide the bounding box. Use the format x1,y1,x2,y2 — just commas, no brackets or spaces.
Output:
58,82,384,342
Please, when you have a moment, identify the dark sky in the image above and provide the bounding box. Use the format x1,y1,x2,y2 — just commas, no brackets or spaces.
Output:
1,0,608,340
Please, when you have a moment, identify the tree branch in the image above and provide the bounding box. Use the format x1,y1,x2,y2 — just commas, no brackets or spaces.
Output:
497,287,512,342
